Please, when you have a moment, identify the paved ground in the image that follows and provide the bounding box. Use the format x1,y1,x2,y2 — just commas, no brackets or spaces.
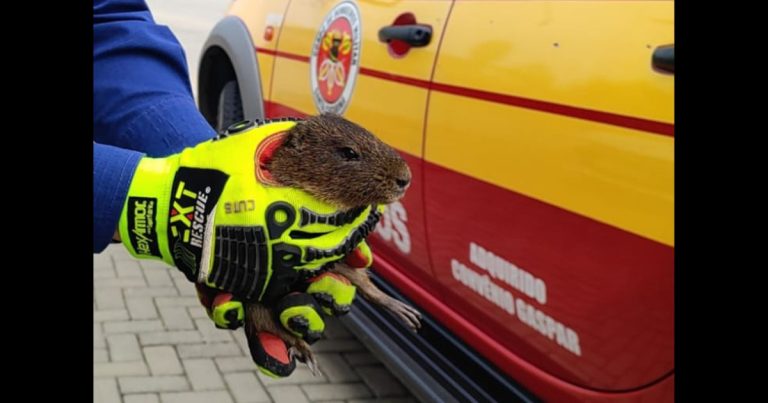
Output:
94,245,415,403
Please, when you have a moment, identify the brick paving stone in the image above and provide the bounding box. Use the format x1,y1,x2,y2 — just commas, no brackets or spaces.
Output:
94,349,109,363
215,357,256,373
124,394,160,403
126,296,159,320
195,318,234,343
267,385,310,403
224,373,271,403
124,287,179,297
94,362,149,377
144,346,184,375
116,259,143,278
139,331,203,346
94,309,130,322
138,260,171,271
188,306,209,319
94,378,121,403
95,288,126,310
177,343,242,358
155,297,200,307
94,264,117,279
119,376,189,393
183,358,226,391
301,383,372,400
94,324,106,348
159,306,195,330
104,320,164,334
93,253,114,271
144,269,174,287
173,276,198,296
160,391,234,403
95,277,147,289
108,334,143,362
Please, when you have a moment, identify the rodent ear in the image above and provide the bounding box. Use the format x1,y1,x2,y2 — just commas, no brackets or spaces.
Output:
282,132,299,149
281,133,296,148
284,121,311,149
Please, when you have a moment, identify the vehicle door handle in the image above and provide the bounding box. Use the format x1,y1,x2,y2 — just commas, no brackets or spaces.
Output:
652,44,674,74
378,24,432,47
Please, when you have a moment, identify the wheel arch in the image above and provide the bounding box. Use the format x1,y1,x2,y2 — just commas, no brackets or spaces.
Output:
198,15,265,126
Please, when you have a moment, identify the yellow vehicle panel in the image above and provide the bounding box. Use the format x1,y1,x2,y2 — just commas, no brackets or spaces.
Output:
435,1,674,123
427,1,674,245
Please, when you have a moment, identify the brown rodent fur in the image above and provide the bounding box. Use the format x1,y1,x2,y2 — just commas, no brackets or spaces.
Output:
268,113,412,210
244,114,421,374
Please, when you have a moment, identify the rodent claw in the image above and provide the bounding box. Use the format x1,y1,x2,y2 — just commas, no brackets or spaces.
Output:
304,352,320,376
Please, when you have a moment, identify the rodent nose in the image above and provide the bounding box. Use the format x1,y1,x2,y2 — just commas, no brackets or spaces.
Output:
396,177,410,189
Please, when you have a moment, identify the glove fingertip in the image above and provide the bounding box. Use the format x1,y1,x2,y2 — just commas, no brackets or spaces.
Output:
248,332,296,378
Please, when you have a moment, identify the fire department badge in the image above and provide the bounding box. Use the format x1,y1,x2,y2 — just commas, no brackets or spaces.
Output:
310,1,361,115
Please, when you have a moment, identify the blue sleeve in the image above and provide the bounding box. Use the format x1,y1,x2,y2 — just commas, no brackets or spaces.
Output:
94,143,142,252
93,0,216,251
93,0,216,157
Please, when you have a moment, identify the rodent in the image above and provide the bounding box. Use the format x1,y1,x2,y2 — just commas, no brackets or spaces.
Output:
267,113,412,210
242,113,421,374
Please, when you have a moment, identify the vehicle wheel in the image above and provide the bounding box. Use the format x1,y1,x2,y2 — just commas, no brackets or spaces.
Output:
216,80,244,132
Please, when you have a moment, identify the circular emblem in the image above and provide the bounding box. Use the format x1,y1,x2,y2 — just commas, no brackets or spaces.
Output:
310,2,361,115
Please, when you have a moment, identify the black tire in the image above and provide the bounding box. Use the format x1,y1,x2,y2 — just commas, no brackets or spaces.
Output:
216,80,244,132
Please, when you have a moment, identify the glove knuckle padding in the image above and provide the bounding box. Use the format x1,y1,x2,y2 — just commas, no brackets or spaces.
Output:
307,272,356,316
274,293,325,342
211,294,245,329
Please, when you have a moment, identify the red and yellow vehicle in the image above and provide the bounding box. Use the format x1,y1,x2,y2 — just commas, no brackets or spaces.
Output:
198,1,674,401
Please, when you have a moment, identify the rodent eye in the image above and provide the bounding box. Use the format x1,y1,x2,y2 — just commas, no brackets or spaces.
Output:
338,147,360,161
